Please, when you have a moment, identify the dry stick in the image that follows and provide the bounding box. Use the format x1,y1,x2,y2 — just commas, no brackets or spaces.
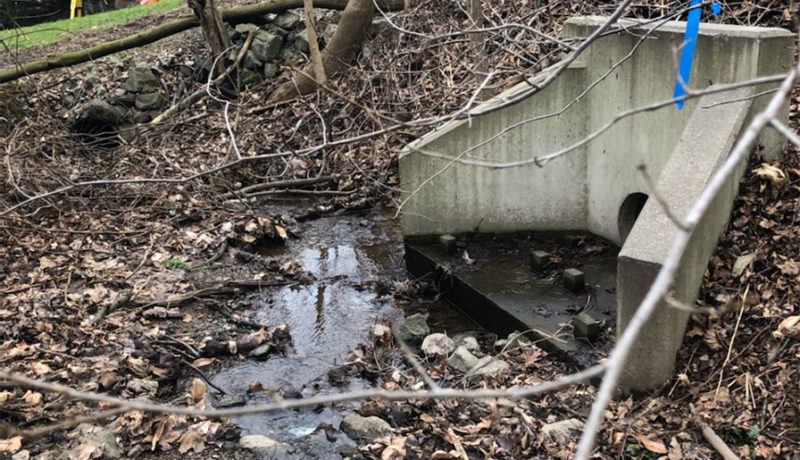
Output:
692,405,741,460
714,285,748,402
10,407,129,441
219,175,332,200
0,0,407,84
151,29,256,125
0,364,605,418
574,65,799,460
304,0,327,84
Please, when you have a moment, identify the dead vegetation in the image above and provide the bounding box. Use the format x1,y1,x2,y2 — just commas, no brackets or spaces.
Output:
1,0,799,458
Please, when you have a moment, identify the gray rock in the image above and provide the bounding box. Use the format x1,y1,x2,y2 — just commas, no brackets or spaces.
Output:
83,74,101,88
281,48,305,67
75,99,124,132
122,66,158,93
340,413,392,441
251,31,283,61
234,23,258,37
11,450,30,460
469,356,510,377
242,50,263,70
322,23,337,45
448,346,479,373
294,29,310,52
134,92,161,111
69,424,121,459
248,343,271,359
62,92,78,109
396,313,429,344
541,418,584,444
274,12,300,29
372,323,390,338
132,111,152,124
263,62,279,78
455,335,480,353
239,435,294,457
239,69,263,89
421,333,455,357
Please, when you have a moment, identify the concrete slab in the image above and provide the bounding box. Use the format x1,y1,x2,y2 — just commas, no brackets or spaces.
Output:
405,234,617,366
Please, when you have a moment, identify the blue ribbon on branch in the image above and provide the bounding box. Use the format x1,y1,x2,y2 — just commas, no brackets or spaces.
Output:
673,1,721,109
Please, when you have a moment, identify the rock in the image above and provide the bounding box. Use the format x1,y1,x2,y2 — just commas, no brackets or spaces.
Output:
251,31,283,61
11,450,30,460
454,335,480,353
62,92,78,109
469,356,510,377
340,413,392,441
83,73,101,88
328,365,347,386
248,343,271,359
75,99,124,133
448,346,479,373
239,69,263,89
263,62,279,78
421,333,455,357
396,313,429,344
322,23,337,45
274,12,300,29
281,48,305,67
132,111,152,124
234,23,258,37
239,434,294,457
541,418,584,444
242,50,263,70
69,424,121,459
294,29,310,52
122,66,158,93
372,324,390,338
134,92,161,111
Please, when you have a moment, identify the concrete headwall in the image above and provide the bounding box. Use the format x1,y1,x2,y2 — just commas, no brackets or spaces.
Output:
400,16,793,244
400,16,794,389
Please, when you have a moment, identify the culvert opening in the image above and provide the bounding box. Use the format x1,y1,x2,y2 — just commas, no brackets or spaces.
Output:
618,192,648,244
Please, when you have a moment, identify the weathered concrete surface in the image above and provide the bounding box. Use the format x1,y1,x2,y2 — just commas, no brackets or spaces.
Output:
617,86,753,390
400,17,794,389
400,17,793,243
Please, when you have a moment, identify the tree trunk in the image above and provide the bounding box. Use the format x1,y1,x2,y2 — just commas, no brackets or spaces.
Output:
267,0,375,102
0,0,407,84
303,0,326,85
188,0,231,78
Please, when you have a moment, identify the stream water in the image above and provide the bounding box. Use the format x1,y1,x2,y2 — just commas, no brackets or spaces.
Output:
210,208,474,457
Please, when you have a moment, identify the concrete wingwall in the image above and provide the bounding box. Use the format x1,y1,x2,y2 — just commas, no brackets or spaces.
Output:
400,65,591,236
399,16,794,389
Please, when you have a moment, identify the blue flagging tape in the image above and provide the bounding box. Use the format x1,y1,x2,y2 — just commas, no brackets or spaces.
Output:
673,1,720,109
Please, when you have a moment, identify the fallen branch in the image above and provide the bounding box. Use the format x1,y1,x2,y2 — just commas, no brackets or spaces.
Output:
693,406,741,460
0,0,408,84
0,364,605,418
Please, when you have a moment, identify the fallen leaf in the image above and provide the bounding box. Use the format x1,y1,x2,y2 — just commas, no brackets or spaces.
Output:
190,378,207,402
0,436,22,452
754,163,787,187
635,434,668,454
177,427,206,454
22,391,42,405
775,315,800,337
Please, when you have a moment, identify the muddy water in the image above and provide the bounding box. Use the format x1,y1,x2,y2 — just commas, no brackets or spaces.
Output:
211,210,459,458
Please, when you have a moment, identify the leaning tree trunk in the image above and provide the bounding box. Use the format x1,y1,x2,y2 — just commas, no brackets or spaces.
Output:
188,0,232,78
268,0,375,102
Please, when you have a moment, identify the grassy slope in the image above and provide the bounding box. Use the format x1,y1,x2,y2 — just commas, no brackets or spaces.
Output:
0,0,186,49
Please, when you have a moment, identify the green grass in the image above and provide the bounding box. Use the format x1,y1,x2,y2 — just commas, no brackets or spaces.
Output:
0,0,186,50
